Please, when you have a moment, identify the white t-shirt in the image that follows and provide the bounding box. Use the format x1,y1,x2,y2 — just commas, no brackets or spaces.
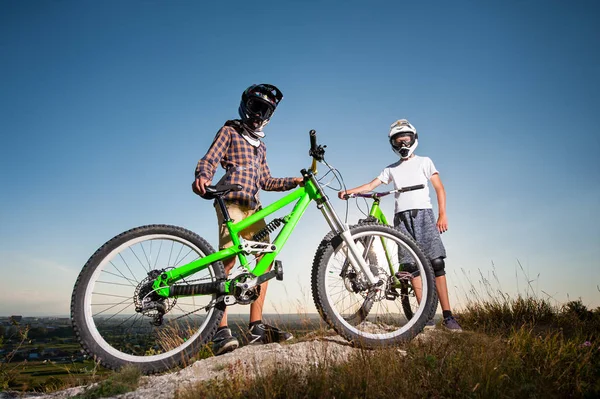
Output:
376,155,439,213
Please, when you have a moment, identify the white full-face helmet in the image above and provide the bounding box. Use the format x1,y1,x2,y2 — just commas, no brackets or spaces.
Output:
388,119,418,159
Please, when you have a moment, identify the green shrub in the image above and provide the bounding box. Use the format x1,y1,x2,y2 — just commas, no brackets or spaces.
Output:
73,365,141,399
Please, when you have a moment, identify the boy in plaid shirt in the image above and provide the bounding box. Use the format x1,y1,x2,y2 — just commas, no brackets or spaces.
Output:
194,84,302,354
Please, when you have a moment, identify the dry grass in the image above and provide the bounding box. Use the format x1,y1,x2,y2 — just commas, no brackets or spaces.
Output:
177,285,600,398
72,364,141,399
5,265,600,397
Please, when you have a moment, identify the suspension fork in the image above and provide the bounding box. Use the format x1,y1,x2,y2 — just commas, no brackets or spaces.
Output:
368,197,401,284
305,170,380,286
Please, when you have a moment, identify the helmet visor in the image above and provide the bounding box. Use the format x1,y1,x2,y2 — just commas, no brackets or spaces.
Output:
246,98,274,120
391,133,415,148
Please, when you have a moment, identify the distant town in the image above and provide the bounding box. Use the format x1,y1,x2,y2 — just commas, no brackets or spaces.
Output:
0,312,325,365
1,315,83,364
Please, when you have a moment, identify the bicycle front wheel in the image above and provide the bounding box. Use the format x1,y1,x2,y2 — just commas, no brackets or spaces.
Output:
311,223,437,348
71,225,225,374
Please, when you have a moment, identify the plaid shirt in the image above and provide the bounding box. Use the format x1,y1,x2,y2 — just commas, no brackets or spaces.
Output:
195,123,298,209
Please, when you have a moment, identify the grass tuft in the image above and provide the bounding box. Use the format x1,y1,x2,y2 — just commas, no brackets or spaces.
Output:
177,295,600,399
72,364,141,399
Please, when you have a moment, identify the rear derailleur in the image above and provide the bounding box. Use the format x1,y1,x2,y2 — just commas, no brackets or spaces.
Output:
134,269,175,326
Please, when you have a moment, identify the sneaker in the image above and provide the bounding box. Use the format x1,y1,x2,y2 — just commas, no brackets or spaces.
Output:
211,327,239,355
247,323,294,345
424,318,436,330
442,316,462,332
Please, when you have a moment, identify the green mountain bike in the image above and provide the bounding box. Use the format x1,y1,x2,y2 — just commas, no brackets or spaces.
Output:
343,186,437,321
71,131,438,374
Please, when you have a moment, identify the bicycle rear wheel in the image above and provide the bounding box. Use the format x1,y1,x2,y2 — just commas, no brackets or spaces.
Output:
71,225,225,374
311,223,437,347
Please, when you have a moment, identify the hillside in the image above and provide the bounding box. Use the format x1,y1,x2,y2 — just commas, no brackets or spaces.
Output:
20,331,419,399
2,297,598,398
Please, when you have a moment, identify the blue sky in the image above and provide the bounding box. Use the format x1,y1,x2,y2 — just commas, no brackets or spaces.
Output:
1,0,598,316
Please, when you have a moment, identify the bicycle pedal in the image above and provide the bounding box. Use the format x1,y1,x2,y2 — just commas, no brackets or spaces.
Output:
274,260,283,281
223,295,237,306
256,270,277,285
385,287,400,300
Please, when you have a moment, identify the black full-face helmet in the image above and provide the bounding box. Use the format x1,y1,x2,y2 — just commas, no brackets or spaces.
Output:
238,84,283,129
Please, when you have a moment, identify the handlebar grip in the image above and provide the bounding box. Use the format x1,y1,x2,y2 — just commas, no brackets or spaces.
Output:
402,184,425,192
309,129,317,152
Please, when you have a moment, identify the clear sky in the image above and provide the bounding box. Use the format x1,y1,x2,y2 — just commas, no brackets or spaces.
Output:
1,0,599,316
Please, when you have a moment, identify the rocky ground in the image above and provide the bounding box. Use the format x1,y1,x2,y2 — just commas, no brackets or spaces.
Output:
3,331,439,399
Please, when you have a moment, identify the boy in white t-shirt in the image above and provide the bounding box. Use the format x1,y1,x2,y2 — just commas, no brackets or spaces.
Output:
338,119,461,331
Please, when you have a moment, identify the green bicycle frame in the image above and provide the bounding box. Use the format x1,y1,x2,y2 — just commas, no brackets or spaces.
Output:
152,177,324,297
367,197,390,226
361,185,425,287
364,195,401,286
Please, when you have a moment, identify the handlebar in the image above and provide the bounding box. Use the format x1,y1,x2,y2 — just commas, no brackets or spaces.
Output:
308,130,326,173
343,184,425,199
310,129,318,153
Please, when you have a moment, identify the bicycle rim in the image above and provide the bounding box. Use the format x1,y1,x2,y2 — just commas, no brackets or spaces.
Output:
80,232,220,363
320,227,434,341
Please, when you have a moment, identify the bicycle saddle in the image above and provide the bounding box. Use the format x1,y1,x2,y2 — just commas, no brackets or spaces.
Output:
200,183,243,200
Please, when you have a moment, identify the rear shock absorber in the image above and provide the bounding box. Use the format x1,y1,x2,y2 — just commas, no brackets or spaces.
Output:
252,218,285,242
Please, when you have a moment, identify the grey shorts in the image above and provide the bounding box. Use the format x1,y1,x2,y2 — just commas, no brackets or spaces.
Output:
393,208,446,263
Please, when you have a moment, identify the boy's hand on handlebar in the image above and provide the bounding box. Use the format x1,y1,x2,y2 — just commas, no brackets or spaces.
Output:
437,214,448,234
338,191,351,200
193,177,211,196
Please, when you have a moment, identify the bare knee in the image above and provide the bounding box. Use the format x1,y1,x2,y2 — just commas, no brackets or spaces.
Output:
223,257,236,274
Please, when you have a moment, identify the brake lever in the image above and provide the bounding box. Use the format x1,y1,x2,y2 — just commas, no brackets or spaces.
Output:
309,144,327,162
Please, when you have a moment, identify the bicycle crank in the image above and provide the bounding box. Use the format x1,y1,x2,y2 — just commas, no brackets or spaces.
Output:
223,260,284,306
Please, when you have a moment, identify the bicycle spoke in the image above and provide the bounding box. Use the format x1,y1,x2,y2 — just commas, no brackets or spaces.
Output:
94,301,135,323
92,292,135,300
172,243,185,268
174,247,195,267
75,227,224,368
316,225,435,342
153,240,164,270
105,264,138,286
167,240,175,268
96,280,135,287
125,247,146,278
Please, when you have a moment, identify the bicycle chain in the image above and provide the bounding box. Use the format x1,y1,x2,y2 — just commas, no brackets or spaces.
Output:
169,275,223,320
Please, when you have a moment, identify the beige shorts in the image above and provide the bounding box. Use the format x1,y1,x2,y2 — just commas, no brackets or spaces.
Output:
215,202,268,249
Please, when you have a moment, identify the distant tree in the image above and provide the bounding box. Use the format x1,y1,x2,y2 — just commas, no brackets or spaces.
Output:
5,326,19,339
47,327,74,339
28,327,48,339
